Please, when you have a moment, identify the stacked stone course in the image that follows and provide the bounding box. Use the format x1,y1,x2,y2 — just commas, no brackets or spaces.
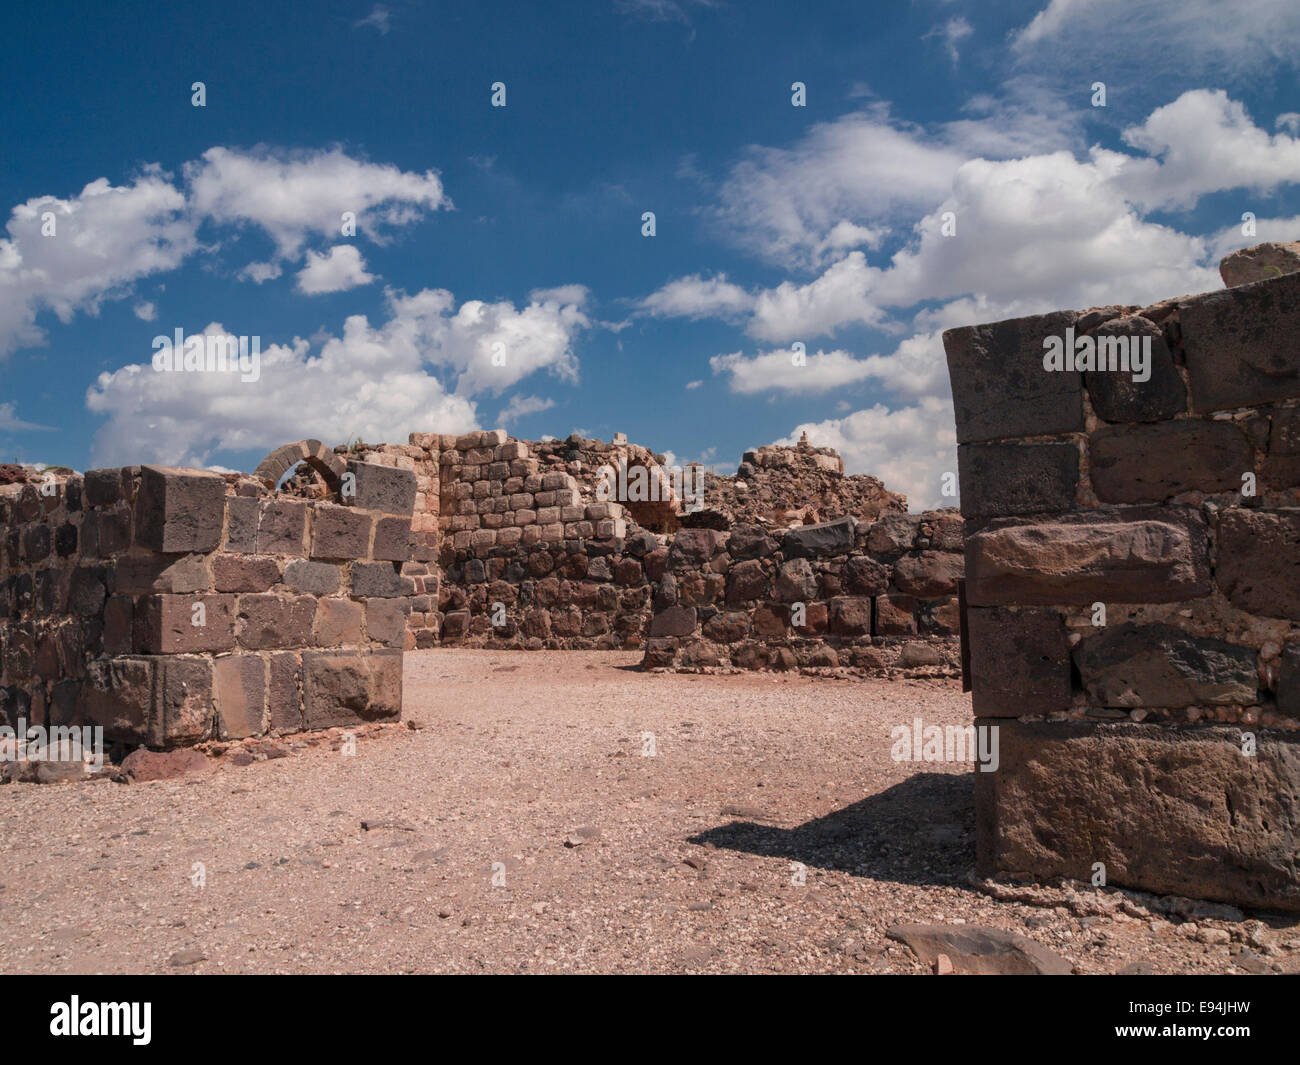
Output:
944,261,1300,910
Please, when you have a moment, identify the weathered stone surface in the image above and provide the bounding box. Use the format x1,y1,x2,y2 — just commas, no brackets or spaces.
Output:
1263,406,1300,489
225,496,259,553
1084,315,1186,423
267,652,302,732
84,468,125,507
120,747,211,782
874,594,916,635
1181,271,1300,412
81,657,153,743
1089,420,1252,503
892,551,962,598
314,597,363,645
213,654,266,738
650,604,697,638
976,720,1300,911
726,525,777,560
725,559,770,604
844,555,890,595
236,595,317,649
958,442,1078,520
114,553,209,594
1220,241,1300,288
256,499,307,555
1073,622,1258,707
943,310,1084,444
666,528,724,568
311,504,372,560
151,655,214,747
282,559,341,596
134,466,226,553
134,594,237,653
366,598,411,647
773,558,817,603
350,561,413,598
829,596,872,636
965,508,1211,606
212,554,280,593
781,517,855,559
301,649,401,728
886,924,1072,976
345,461,417,515
1216,509,1300,620
865,513,918,556
967,607,1071,717
372,516,412,562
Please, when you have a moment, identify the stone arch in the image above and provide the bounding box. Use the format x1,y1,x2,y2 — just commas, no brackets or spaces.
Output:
253,439,348,493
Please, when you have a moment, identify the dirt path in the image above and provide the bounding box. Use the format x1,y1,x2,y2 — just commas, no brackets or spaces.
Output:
1,650,1295,974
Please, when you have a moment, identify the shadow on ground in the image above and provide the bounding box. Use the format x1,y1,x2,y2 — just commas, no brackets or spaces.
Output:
688,772,975,888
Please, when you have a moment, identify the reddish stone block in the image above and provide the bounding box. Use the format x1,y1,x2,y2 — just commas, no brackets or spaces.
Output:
236,594,317,649
213,654,266,739
134,594,237,653
311,503,372,560
133,466,226,553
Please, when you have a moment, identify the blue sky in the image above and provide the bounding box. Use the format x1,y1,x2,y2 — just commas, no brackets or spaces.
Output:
3,0,1299,508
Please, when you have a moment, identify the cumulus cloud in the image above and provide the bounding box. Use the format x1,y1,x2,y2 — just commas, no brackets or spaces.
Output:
711,348,877,395
185,145,449,259
778,397,958,512
639,273,754,321
0,172,194,357
296,244,377,294
85,286,589,467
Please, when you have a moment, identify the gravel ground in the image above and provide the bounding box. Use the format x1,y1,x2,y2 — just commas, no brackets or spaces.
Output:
2,649,1297,974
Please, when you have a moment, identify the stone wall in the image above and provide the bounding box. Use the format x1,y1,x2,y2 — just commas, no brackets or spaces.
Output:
642,511,963,674
944,258,1300,911
0,458,415,750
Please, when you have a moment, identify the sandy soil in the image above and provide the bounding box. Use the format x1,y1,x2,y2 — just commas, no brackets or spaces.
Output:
1,649,1297,974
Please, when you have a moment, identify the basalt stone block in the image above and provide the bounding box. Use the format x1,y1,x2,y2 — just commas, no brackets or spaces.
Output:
311,504,372,560
957,442,1078,520
103,595,135,655
301,649,401,729
892,551,963,598
829,596,872,636
268,652,303,732
874,594,917,636
782,517,856,559
134,594,237,653
1181,271,1300,412
943,310,1085,444
773,557,817,603
372,516,412,562
68,566,108,617
965,508,1211,606
84,467,126,507
650,604,697,638
844,555,890,596
1216,509,1300,620
21,524,50,563
225,496,259,553
366,599,411,648
54,522,78,557
976,720,1300,911
257,499,307,555
314,598,363,646
282,559,341,596
81,656,153,744
350,561,413,598
114,553,209,595
344,461,417,516
236,594,317,649
725,558,770,604
213,654,266,739
666,528,724,569
1090,420,1252,503
151,655,214,747
1279,641,1300,719
1084,315,1186,422
726,524,778,560
82,508,132,557
967,608,1070,717
134,466,226,553
1263,406,1300,489
1073,622,1258,708
213,554,281,593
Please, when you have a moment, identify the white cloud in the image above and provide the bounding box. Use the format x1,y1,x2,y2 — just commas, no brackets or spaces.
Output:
639,273,754,321
0,401,53,432
85,286,589,467
185,146,448,259
925,16,973,64
497,394,555,426
711,348,876,394
0,172,194,357
685,379,702,390
296,244,377,294
778,397,958,512
133,301,157,321
354,4,391,33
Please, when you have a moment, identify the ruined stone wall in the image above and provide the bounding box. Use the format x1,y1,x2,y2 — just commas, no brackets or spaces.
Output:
401,430,658,650
0,459,415,750
642,511,963,674
944,264,1300,911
